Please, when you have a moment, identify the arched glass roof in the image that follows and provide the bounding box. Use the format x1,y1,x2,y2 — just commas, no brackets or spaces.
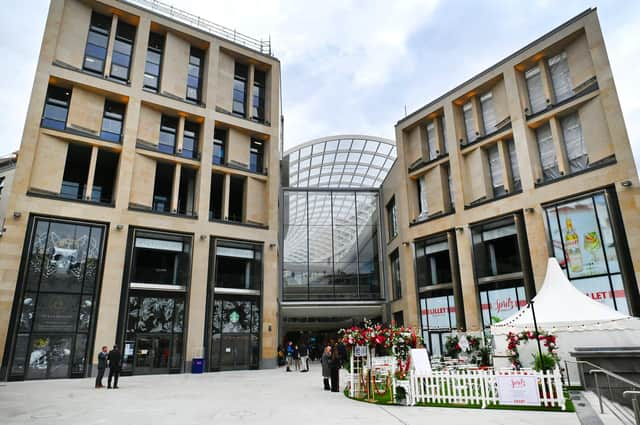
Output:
284,135,396,188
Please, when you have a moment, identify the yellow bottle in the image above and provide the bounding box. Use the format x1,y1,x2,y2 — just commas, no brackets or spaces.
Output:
565,218,583,273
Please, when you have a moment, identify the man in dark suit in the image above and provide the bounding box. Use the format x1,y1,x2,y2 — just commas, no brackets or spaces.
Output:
107,345,122,389
95,346,108,388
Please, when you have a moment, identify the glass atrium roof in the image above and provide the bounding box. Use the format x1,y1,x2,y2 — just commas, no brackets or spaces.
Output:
284,135,396,188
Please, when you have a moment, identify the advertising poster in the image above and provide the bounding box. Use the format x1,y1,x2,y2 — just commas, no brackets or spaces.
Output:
496,375,540,406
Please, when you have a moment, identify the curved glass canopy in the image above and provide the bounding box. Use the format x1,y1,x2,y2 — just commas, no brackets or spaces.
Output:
284,135,396,189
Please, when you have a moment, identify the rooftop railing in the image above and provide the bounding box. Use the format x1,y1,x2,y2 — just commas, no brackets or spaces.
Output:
119,0,272,56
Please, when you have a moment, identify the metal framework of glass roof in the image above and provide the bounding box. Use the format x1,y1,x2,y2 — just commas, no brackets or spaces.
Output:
284,135,396,189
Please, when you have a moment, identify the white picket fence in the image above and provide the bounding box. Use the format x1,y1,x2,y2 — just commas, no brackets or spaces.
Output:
410,368,565,410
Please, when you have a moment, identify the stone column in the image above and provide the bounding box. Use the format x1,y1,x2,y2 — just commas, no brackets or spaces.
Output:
84,146,99,200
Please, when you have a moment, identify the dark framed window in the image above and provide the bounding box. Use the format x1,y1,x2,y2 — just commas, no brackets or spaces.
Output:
479,282,526,328
152,162,174,213
177,166,197,216
393,311,404,327
209,172,224,220
214,240,263,290
181,121,199,160
61,144,92,200
386,197,398,240
252,69,266,121
462,101,476,144
472,217,521,278
90,149,118,204
536,122,560,182
144,32,164,91
42,85,71,130
544,191,629,314
186,47,204,102
83,12,111,74
100,100,125,142
110,21,136,81
131,230,192,287
390,249,401,300
415,236,452,288
507,139,521,192
228,175,245,222
525,65,546,114
419,291,456,357
249,139,264,173
426,120,437,160
159,115,178,155
487,144,506,197
8,217,106,380
233,63,248,116
213,128,227,165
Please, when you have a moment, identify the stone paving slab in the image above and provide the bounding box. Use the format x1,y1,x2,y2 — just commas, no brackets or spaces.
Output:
0,365,582,425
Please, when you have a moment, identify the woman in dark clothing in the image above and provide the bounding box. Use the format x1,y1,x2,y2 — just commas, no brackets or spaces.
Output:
321,345,331,390
329,343,340,392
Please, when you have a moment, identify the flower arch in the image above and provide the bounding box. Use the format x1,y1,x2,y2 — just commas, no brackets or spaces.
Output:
506,329,558,367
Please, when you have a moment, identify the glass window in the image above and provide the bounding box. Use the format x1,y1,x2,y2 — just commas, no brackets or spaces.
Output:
61,144,91,200
110,21,136,81
159,115,178,155
233,62,248,116
131,230,192,286
250,139,264,173
440,116,448,153
544,192,628,312
214,241,262,290
417,175,428,218
42,85,71,130
186,47,204,102
548,52,574,103
252,69,266,121
415,237,452,287
420,293,456,357
426,121,437,160
10,218,105,379
182,121,199,160
480,91,497,134
152,162,173,212
213,128,226,165
560,112,588,172
472,218,521,278
100,100,125,142
446,165,454,210
90,149,118,204
536,122,560,181
462,101,476,143
480,285,526,327
487,144,505,197
144,33,164,91
83,12,111,74
507,139,521,192
390,250,401,299
386,197,398,240
525,65,546,114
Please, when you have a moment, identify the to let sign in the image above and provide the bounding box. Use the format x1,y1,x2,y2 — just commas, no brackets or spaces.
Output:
496,375,540,406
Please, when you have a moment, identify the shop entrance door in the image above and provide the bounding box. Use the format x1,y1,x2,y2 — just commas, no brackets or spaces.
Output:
219,335,250,370
133,336,171,374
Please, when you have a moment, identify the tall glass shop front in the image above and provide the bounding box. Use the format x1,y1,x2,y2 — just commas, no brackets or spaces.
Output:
6,217,106,380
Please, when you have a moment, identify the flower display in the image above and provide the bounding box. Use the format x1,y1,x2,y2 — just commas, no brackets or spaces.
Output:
506,329,559,368
338,321,422,365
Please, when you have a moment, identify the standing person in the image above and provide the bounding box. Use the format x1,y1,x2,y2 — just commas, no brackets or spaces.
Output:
299,343,309,372
95,346,108,388
107,345,122,389
321,345,331,390
293,344,300,371
329,344,340,392
286,341,294,372
277,345,285,367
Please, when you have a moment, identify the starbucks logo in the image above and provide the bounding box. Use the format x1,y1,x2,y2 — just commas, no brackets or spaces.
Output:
229,311,240,323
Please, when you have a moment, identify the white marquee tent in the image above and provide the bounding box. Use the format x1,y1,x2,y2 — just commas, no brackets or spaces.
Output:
491,258,640,382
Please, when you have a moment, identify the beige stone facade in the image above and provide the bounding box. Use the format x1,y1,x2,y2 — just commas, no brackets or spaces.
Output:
381,9,640,351
0,0,280,378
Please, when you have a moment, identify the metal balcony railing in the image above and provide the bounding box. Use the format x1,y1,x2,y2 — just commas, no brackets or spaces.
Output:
119,0,272,55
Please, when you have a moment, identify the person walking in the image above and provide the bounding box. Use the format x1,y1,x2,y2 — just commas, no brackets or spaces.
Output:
107,345,122,389
329,343,341,392
321,345,331,390
299,343,309,372
286,341,294,372
95,346,108,388
293,344,300,371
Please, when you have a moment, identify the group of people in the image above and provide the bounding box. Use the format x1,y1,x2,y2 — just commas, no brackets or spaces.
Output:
95,345,122,389
279,341,310,372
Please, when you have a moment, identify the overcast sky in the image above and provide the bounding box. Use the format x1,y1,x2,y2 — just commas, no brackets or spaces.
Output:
0,1,638,167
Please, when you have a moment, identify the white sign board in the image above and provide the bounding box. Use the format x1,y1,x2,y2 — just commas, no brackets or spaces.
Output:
496,375,540,406
458,335,470,352
410,348,432,375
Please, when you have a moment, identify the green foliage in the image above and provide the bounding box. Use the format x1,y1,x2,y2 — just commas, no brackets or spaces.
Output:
532,352,556,371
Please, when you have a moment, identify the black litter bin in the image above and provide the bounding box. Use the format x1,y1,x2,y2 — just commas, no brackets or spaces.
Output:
191,358,204,374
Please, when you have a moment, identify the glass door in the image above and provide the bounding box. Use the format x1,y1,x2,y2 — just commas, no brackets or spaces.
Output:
219,335,250,370
134,336,153,374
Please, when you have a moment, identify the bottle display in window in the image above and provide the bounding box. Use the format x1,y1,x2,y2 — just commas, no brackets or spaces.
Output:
564,218,583,273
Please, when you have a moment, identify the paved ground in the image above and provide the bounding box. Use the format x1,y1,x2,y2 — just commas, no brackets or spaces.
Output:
0,363,582,425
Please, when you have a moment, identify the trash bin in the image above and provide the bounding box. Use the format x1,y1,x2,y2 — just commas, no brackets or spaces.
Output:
191,358,204,374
